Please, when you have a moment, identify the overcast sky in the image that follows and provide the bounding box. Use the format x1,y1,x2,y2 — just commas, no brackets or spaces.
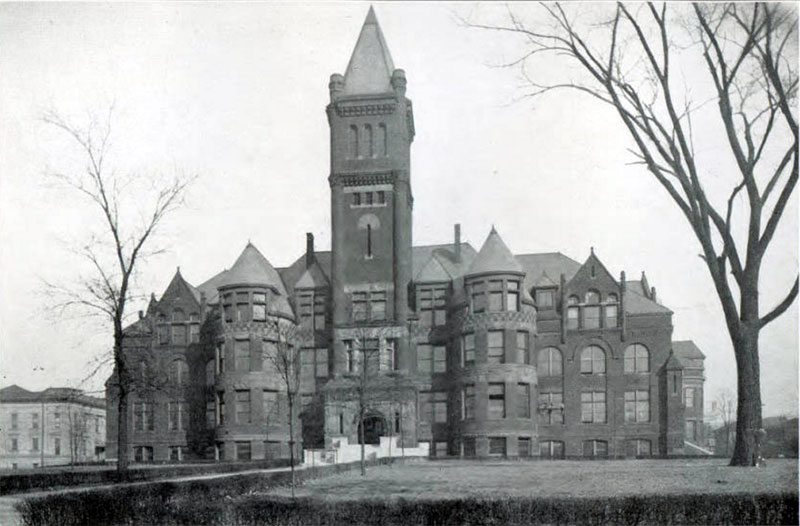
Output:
0,2,796,417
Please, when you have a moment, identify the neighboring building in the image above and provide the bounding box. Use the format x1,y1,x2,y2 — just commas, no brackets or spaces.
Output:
0,385,106,469
106,7,705,462
713,416,798,458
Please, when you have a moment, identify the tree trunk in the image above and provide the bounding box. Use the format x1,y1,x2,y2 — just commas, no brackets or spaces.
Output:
115,331,130,473
730,329,763,466
359,388,366,476
288,392,295,499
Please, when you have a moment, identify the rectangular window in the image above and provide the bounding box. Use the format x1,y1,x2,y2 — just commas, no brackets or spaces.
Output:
584,306,601,329
53,437,61,456
488,437,506,457
517,383,531,418
487,331,505,364
567,307,580,329
315,348,328,377
377,191,385,204
365,192,374,205
234,340,251,372
516,331,529,364
344,340,356,373
583,440,608,458
168,402,179,431
539,392,564,425
313,295,326,330
206,400,216,428
518,437,531,457
172,325,186,345
263,389,279,423
540,440,565,459
488,383,506,419
236,292,249,322
352,292,368,322
236,441,252,461
236,390,251,424
352,192,361,206
371,291,386,321
253,292,267,322
463,384,475,420
536,289,554,309
684,387,695,409
134,402,154,431
417,344,432,374
605,304,618,328
218,392,225,426
31,413,39,429
434,288,446,325
471,282,485,313
506,281,519,311
169,446,181,462
462,334,475,367
420,391,447,424
463,437,476,458
217,345,225,374
686,420,697,441
190,324,200,344
10,438,17,452
488,280,503,311
433,346,447,373
11,413,18,430
434,441,448,457
382,339,398,371
625,390,650,423
301,349,315,381
32,437,39,451
626,439,652,457
158,324,169,344
581,391,606,424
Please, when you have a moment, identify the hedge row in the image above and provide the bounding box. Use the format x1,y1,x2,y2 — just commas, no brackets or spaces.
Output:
1,458,292,495
15,458,395,526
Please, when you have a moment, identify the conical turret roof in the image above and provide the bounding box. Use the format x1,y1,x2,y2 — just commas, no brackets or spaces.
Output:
343,6,395,95
467,227,524,276
219,243,287,292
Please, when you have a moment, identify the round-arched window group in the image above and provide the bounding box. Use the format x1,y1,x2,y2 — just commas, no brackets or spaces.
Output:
537,343,649,376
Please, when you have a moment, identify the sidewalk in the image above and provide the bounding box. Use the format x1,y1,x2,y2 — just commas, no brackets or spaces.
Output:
0,463,305,526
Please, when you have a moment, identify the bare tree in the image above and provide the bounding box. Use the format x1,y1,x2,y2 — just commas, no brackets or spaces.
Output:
263,317,307,498
464,2,797,465
43,108,195,472
714,388,737,455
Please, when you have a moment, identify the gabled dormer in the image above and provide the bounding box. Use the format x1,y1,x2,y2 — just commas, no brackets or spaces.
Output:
564,249,621,331
154,268,202,347
413,254,452,327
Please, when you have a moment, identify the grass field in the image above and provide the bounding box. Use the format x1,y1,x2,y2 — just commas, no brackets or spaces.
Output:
271,458,798,500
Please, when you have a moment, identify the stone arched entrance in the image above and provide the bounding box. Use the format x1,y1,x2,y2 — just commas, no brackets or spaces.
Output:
358,414,386,445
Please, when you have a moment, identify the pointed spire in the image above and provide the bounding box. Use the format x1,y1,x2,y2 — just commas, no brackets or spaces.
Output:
343,6,395,95
467,228,523,276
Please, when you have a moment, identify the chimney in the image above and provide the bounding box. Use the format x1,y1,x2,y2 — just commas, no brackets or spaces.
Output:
651,286,657,303
138,310,143,320
454,223,461,262
306,233,315,268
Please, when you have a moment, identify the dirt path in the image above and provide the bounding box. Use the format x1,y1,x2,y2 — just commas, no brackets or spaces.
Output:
0,464,305,526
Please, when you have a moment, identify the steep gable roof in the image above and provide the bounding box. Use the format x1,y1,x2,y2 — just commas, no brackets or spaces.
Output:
467,228,523,276
414,253,452,282
625,281,673,315
295,260,331,289
673,340,706,360
516,252,582,290
159,268,201,308
343,6,395,95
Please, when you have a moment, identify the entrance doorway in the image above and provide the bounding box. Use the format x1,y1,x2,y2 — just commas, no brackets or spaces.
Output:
358,414,386,445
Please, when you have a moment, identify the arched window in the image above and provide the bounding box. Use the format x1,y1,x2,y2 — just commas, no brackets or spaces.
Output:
607,293,618,303
378,123,387,156
364,124,374,157
538,347,563,377
349,125,359,158
580,345,606,374
172,308,186,322
169,359,189,385
568,295,580,305
585,290,600,303
624,344,650,373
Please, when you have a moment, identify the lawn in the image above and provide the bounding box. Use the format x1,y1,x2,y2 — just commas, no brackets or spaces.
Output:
271,458,798,500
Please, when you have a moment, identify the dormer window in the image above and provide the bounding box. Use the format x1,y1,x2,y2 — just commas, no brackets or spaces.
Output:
536,289,554,309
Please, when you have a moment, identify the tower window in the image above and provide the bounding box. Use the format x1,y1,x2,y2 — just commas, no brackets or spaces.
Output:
365,124,374,157
377,191,385,204
379,123,387,156
353,193,361,206
349,125,359,158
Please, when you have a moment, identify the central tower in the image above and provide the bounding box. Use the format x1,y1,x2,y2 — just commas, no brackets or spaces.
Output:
327,7,414,373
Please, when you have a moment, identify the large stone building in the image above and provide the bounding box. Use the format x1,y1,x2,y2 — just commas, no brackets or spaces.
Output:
106,7,705,462
0,385,106,469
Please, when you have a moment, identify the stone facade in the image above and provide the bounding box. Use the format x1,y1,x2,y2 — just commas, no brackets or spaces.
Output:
0,385,106,469
106,7,705,463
